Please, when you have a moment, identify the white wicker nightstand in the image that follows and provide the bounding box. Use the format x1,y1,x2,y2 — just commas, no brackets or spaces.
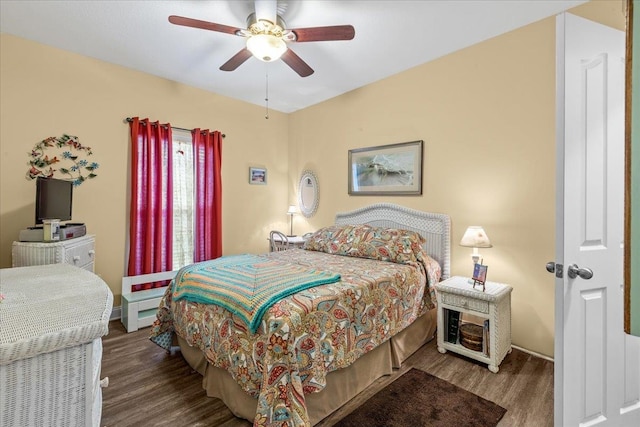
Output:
435,276,512,373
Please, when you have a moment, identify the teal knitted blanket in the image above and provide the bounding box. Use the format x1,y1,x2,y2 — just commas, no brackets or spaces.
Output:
172,254,341,333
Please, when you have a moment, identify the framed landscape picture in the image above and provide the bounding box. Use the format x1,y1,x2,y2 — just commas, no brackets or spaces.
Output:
249,167,267,185
348,140,423,195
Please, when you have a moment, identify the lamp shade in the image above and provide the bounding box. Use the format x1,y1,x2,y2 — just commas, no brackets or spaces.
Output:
246,34,287,62
287,205,297,215
460,226,492,248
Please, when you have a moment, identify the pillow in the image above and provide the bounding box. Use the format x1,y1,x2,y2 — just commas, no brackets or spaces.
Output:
304,224,428,266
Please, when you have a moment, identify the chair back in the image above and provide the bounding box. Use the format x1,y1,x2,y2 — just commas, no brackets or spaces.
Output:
269,230,290,252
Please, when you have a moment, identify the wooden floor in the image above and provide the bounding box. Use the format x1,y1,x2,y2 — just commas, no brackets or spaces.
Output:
101,320,553,427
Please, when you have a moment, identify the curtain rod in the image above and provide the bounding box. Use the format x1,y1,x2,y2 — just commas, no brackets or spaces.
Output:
124,117,225,138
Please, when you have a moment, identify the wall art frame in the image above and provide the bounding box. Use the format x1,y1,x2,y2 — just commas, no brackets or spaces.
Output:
249,167,267,185
348,140,423,196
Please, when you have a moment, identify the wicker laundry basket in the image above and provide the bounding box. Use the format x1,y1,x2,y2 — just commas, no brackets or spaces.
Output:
0,264,113,427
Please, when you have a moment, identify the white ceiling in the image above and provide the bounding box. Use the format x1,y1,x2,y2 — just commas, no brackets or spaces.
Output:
0,0,587,113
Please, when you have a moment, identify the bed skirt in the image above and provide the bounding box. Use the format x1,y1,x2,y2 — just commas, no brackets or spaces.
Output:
177,309,436,425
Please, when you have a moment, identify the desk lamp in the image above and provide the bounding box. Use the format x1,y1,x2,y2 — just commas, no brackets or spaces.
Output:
460,226,492,264
287,205,297,237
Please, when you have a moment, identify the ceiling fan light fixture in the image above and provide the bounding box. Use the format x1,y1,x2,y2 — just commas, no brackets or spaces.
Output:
246,34,287,62
169,10,352,77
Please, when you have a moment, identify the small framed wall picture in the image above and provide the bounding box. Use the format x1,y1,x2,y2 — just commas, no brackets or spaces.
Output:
249,167,267,185
472,263,488,292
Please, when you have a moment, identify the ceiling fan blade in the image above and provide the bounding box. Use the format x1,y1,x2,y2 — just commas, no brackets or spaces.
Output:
168,15,243,36
220,48,253,71
254,0,277,23
281,49,314,78
291,25,355,42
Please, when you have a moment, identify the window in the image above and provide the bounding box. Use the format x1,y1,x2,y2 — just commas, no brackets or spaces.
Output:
172,129,194,270
127,117,222,287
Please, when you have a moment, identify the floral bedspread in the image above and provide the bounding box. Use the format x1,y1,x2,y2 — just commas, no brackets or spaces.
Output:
150,249,441,427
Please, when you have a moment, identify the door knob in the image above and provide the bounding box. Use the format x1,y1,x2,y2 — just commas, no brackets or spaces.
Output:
567,264,593,280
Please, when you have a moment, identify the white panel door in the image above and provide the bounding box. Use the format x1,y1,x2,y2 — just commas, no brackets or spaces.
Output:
555,13,640,427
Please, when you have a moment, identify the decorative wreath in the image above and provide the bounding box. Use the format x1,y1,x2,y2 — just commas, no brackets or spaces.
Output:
27,134,98,186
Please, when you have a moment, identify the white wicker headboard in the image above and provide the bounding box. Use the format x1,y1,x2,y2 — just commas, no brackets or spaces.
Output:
335,203,451,280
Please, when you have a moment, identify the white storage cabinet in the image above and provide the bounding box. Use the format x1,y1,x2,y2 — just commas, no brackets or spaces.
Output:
12,234,95,272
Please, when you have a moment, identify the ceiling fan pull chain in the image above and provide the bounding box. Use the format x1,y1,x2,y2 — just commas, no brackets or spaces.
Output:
265,66,270,120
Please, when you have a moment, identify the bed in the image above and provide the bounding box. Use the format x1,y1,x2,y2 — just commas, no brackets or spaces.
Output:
149,203,450,426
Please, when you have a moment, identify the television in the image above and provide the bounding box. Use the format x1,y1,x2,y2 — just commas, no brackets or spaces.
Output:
35,177,73,225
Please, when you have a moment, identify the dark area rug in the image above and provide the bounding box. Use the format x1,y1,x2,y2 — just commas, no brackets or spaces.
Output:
335,368,506,427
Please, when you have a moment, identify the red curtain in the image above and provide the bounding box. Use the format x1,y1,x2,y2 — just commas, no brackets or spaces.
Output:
128,117,173,290
192,129,223,262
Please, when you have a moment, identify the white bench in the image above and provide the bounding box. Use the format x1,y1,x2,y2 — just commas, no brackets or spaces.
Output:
121,270,177,332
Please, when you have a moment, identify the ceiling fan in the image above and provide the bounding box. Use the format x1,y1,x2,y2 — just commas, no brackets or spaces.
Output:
168,0,355,77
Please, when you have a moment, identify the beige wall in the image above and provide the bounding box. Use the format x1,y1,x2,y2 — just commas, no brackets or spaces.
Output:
287,1,625,358
0,0,625,358
288,18,558,357
0,34,290,307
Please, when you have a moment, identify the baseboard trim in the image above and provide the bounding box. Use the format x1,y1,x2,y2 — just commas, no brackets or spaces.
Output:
110,305,121,321
512,344,554,363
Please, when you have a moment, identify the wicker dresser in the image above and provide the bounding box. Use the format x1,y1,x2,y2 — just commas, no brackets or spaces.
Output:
435,275,512,373
0,264,113,427
12,235,95,272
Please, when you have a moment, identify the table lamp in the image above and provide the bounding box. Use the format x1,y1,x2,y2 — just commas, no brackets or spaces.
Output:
287,205,297,237
460,226,492,264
